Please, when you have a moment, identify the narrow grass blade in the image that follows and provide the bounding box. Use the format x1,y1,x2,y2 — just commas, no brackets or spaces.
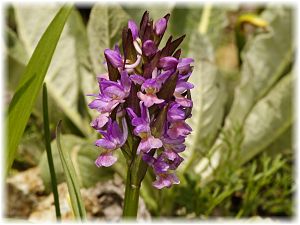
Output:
43,83,61,220
56,120,87,221
6,6,73,174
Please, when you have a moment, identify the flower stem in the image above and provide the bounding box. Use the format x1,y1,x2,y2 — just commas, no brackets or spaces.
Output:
122,136,149,219
123,165,140,218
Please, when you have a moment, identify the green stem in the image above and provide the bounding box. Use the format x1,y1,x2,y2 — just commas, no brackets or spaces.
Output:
43,83,61,220
122,166,140,218
122,135,150,219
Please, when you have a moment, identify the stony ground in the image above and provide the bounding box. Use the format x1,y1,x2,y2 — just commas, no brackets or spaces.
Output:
5,167,151,222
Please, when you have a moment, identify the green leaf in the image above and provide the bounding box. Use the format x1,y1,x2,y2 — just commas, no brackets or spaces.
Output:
43,83,61,220
56,121,87,220
39,135,114,192
6,6,72,174
87,4,130,75
239,73,294,164
213,6,293,154
225,6,293,126
182,33,227,170
14,5,92,135
192,6,294,179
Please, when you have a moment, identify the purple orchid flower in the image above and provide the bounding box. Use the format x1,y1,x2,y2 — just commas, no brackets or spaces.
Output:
142,40,157,57
95,118,128,167
158,56,179,71
90,112,110,130
152,149,183,174
161,135,186,153
167,103,186,122
154,17,167,36
104,48,123,68
174,80,194,108
127,102,163,154
152,172,180,189
177,58,194,75
134,70,173,107
128,19,139,40
88,11,194,189
88,71,131,128
167,120,192,139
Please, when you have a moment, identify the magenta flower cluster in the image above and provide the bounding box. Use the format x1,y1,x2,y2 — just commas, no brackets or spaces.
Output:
88,11,194,189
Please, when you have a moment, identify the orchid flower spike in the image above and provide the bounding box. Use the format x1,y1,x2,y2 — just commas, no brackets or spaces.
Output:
88,11,194,189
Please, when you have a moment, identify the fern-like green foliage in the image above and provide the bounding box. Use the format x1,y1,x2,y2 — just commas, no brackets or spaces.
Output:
165,151,294,218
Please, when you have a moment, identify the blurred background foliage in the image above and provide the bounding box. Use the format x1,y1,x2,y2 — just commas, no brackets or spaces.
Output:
5,2,294,219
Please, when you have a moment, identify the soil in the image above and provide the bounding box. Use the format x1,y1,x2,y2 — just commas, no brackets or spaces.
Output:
5,167,151,222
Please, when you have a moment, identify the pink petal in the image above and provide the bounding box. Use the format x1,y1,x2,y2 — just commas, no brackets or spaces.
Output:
90,113,109,129
175,95,193,108
95,139,116,150
152,173,180,189
137,136,163,154
167,121,192,139
95,152,117,167
148,136,163,149
137,92,164,107
130,74,146,85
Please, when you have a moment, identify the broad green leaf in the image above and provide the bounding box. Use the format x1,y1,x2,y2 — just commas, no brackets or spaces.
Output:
87,4,130,75
56,122,86,220
239,73,294,164
39,135,114,192
6,6,72,174
213,6,293,153
14,5,92,136
225,6,293,127
183,33,227,171
194,6,294,179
